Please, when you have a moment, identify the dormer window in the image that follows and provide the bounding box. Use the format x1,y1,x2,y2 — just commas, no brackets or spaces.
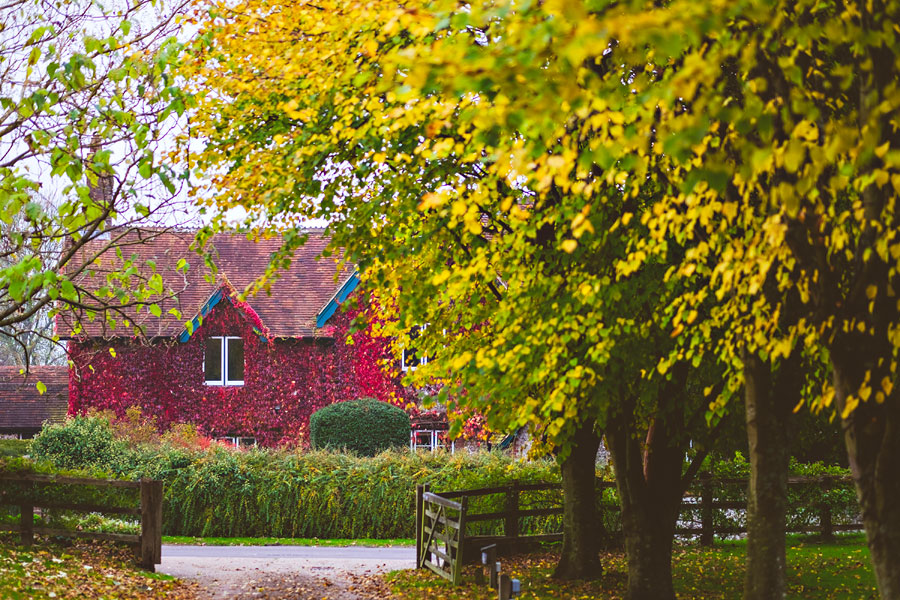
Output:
205,336,244,386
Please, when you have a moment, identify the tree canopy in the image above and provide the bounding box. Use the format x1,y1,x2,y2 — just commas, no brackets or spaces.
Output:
184,0,900,594
1,0,194,363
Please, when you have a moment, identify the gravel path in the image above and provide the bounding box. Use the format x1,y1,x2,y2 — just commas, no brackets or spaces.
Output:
158,545,415,600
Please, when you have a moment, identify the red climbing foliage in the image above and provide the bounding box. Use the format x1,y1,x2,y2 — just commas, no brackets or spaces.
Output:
67,290,416,447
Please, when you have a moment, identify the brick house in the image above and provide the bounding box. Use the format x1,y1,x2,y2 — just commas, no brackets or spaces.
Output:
0,366,69,439
57,230,418,447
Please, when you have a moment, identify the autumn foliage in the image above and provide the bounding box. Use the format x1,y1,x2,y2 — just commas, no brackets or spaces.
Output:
68,291,414,446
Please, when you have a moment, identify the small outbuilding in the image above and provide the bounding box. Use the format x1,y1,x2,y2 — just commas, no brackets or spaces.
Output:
0,365,69,439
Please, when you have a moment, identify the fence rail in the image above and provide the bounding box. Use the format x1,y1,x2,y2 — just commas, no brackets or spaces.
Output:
416,473,863,580
0,473,163,571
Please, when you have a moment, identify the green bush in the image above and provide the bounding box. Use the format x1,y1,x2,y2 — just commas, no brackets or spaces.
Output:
309,398,411,456
0,439,30,457
29,415,128,471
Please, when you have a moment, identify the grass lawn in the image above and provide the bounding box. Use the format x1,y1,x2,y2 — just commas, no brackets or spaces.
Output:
162,535,415,547
0,533,197,599
387,534,877,599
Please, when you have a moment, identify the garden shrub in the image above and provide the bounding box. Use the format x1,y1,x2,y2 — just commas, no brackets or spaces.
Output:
0,439,30,457
30,415,128,471
309,398,410,456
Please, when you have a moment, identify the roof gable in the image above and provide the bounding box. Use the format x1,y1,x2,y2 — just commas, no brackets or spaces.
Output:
58,230,355,339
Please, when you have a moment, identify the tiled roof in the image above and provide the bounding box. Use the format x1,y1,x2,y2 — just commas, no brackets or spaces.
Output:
56,230,351,339
0,365,69,432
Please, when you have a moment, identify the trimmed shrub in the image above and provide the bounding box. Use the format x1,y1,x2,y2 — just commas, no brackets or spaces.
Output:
309,398,410,456
30,415,127,471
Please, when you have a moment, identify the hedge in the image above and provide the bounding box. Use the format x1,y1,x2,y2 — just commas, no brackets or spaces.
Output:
309,398,410,456
23,417,861,541
0,439,30,458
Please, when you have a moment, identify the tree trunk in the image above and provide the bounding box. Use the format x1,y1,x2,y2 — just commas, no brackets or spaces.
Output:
841,5,900,595
619,491,678,600
606,375,688,600
833,359,900,599
742,349,800,600
553,419,603,580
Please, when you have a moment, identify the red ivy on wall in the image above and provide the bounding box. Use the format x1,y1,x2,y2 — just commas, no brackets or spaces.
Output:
68,290,416,447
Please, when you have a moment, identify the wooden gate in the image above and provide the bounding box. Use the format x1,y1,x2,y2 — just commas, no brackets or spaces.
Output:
416,484,468,584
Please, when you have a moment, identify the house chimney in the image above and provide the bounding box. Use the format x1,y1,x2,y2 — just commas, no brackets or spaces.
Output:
86,135,114,238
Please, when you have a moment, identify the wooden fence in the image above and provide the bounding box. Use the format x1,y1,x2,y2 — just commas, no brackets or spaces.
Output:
0,473,163,571
416,474,862,582
683,474,862,543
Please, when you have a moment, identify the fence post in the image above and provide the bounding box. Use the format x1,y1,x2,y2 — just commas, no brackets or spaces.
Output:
452,496,468,585
700,473,713,547
416,484,425,568
19,501,33,548
820,503,834,542
19,479,33,548
140,479,163,571
505,480,519,540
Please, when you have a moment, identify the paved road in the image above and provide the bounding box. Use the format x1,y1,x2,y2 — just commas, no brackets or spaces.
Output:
161,545,415,561
158,545,416,599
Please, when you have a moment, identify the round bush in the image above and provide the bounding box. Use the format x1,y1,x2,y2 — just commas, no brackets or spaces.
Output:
30,415,122,470
309,398,410,456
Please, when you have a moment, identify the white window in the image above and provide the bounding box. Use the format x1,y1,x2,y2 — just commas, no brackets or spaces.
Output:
410,429,454,453
401,325,428,372
218,436,256,448
204,336,244,386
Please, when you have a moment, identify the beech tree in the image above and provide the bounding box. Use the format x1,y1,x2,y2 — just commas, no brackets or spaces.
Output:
0,0,194,360
182,0,730,590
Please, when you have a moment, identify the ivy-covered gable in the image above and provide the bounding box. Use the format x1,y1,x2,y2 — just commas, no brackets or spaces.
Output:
68,294,414,446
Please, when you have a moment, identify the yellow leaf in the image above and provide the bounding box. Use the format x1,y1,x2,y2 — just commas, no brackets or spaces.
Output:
418,192,446,211
363,39,379,57
432,271,451,285
547,155,566,169
859,384,871,401
452,352,472,370
841,395,859,419
876,141,890,158
561,239,577,253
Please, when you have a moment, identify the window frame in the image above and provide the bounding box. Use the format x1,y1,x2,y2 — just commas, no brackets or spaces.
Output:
204,336,245,387
409,429,454,453
400,325,428,372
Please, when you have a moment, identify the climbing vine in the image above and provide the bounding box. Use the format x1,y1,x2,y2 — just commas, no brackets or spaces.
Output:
68,289,415,446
